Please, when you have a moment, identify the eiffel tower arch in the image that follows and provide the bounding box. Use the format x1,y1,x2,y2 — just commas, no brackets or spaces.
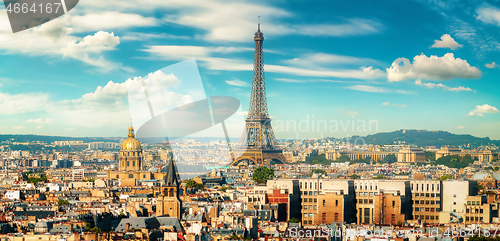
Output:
231,19,287,166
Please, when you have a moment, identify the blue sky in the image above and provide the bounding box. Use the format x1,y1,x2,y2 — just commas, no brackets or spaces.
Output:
0,0,499,140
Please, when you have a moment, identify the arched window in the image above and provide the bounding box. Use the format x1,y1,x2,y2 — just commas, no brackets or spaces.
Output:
127,161,129,166
128,174,134,178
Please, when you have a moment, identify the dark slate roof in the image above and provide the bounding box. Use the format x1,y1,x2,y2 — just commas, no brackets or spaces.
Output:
156,217,183,232
115,217,161,232
13,210,55,219
49,224,71,234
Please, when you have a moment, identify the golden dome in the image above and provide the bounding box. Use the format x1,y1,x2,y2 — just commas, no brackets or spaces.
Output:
121,124,142,151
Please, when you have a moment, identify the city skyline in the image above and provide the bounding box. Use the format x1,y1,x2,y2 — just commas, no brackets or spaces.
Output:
0,0,499,139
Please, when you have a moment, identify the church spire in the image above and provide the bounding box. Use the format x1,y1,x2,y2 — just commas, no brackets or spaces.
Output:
128,119,135,138
164,158,179,187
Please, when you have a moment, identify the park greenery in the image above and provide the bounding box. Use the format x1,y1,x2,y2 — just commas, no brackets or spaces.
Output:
252,166,274,184
436,175,454,180
432,154,475,169
288,217,300,223
184,179,204,189
372,174,387,179
57,199,70,205
309,169,327,176
27,176,48,185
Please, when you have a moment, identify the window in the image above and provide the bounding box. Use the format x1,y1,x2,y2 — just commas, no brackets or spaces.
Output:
309,213,313,217
432,184,434,191
430,208,435,212
427,184,429,191
304,206,308,209
127,161,129,166
304,213,308,217
453,194,456,198
334,213,339,222
143,174,146,178
335,200,338,206
369,199,373,204
300,182,302,189
323,200,326,206
415,207,419,212
320,182,322,189
392,201,395,207
116,175,119,178
369,192,373,196
415,200,419,204
426,193,430,197
415,193,419,197
480,209,483,213
431,193,434,197
453,202,456,205
128,174,133,178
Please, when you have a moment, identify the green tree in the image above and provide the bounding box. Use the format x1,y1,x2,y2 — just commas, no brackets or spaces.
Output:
424,151,436,161
57,199,70,205
309,169,327,176
184,179,204,189
89,227,101,233
378,154,397,164
436,174,454,180
252,166,275,184
372,174,387,179
349,174,360,179
288,217,300,223
338,155,350,162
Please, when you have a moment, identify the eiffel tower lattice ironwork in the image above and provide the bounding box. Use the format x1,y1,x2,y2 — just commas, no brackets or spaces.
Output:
230,19,287,166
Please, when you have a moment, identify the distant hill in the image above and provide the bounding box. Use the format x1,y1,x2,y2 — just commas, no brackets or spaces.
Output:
352,129,500,147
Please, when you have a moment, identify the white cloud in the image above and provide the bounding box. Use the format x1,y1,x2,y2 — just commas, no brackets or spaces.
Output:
387,53,481,82
382,102,390,106
345,85,389,93
0,92,50,115
0,12,122,70
476,5,500,26
122,32,190,41
341,110,359,116
70,12,158,33
485,62,497,68
431,34,463,50
143,46,253,61
27,118,55,124
415,80,475,92
457,126,465,129
80,0,381,42
225,79,250,87
467,104,499,116
145,46,386,80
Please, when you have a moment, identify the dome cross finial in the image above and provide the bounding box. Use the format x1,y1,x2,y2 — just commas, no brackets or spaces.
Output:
128,119,135,138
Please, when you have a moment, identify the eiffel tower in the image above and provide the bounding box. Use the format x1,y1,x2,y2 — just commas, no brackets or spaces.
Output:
230,19,287,166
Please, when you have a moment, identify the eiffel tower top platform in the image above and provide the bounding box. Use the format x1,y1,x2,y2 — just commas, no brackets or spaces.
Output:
230,19,287,166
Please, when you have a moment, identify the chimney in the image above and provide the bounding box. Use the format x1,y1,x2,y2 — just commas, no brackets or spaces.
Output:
126,222,130,231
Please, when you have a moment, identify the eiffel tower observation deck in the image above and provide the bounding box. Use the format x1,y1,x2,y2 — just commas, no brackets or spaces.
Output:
231,19,287,166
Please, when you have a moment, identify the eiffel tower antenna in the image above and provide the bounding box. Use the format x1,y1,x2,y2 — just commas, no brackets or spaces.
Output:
231,19,287,166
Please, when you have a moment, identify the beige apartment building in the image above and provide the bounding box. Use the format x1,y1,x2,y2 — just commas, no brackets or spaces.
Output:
354,180,411,225
299,178,356,226
410,180,442,223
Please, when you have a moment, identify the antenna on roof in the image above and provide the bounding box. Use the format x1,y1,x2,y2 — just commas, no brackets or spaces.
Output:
258,16,260,31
